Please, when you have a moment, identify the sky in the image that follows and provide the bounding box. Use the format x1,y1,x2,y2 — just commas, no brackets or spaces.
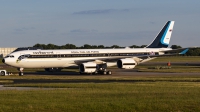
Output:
0,0,200,47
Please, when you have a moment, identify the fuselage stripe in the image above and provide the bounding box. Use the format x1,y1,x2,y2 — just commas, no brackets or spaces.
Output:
161,21,171,45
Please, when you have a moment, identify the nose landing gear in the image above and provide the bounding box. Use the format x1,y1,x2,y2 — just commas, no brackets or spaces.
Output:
17,68,24,76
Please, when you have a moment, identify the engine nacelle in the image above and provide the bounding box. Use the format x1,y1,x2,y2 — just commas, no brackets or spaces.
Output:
117,58,137,69
79,62,97,73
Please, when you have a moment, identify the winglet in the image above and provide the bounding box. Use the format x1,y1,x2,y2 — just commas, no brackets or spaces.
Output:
179,48,189,55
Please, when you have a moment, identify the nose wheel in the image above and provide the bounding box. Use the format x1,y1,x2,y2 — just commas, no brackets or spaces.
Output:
17,68,24,76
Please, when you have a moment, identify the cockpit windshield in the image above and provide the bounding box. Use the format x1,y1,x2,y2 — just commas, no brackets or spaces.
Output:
5,55,15,58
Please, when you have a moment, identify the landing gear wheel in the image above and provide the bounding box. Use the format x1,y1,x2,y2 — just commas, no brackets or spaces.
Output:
19,72,23,76
1,71,5,76
107,71,112,75
92,72,98,75
103,71,107,75
18,68,24,76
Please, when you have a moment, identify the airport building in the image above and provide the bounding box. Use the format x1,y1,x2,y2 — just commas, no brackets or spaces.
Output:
0,48,17,58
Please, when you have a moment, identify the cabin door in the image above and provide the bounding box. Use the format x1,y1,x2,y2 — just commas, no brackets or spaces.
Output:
57,52,61,59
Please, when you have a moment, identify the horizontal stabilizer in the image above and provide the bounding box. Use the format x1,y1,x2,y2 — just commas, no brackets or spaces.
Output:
179,49,189,55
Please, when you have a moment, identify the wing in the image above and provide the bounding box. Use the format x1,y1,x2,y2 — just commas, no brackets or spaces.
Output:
74,48,189,65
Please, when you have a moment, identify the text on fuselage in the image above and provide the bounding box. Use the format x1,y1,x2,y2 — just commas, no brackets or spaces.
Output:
71,51,99,53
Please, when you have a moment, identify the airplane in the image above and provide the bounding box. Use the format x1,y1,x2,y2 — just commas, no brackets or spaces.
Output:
2,21,188,76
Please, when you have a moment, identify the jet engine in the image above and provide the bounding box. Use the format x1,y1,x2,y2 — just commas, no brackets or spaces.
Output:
117,58,137,69
79,62,97,74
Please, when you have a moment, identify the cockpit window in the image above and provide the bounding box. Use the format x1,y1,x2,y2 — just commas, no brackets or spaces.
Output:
5,56,9,58
4,55,14,58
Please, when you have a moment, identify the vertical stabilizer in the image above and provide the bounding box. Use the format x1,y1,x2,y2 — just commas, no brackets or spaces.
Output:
147,21,175,48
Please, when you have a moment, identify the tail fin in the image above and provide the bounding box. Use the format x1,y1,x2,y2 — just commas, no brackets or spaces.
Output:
147,21,175,48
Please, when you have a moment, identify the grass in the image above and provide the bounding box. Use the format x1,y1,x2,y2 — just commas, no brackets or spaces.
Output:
0,81,200,112
0,75,200,111
149,56,200,62
0,56,200,111
137,65,200,73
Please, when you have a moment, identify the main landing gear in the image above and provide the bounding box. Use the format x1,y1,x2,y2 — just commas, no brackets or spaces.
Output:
79,63,112,75
96,64,112,75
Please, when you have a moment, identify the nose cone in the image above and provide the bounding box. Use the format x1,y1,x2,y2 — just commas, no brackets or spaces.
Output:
2,59,5,64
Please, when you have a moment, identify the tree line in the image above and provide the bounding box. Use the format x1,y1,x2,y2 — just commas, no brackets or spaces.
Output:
33,44,199,56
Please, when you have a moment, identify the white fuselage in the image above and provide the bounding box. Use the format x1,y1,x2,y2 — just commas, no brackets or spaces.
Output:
3,48,171,68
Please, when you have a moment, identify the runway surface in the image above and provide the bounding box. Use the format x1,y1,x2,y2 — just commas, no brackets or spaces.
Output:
8,68,200,84
1,62,200,90
1,62,200,84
